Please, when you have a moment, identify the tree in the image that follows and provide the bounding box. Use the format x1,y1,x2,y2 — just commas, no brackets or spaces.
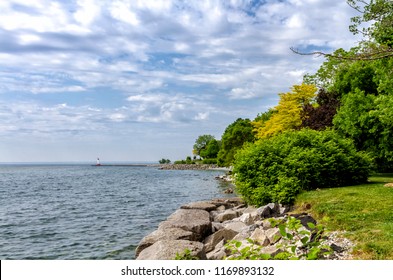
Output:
333,90,393,171
253,84,317,139
292,0,393,60
159,158,171,164
348,0,393,47
200,139,221,159
300,88,340,130
217,118,255,167
193,134,215,158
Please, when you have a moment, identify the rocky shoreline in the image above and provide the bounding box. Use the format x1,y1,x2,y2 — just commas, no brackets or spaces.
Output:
157,164,220,170
135,197,354,260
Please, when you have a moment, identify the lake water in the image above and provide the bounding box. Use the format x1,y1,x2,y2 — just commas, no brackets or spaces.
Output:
0,164,233,259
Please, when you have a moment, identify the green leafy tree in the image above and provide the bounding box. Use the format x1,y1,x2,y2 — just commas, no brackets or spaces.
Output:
217,118,255,167
200,139,220,159
333,90,393,170
193,134,215,158
348,0,393,48
158,158,171,164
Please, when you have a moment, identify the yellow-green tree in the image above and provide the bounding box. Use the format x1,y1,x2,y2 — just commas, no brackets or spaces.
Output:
253,84,317,139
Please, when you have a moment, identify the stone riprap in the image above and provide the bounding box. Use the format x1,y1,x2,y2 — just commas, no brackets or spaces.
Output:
157,164,218,170
135,198,354,260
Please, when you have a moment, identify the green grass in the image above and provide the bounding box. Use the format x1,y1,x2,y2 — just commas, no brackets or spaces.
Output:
294,173,393,259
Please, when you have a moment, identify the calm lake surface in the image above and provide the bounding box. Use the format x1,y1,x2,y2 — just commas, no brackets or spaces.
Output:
0,164,233,259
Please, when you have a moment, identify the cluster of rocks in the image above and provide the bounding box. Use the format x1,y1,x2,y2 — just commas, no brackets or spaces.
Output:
157,164,218,170
135,198,353,260
215,174,233,182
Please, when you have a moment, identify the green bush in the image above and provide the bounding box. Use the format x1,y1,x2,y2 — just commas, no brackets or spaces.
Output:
233,129,374,206
202,158,217,164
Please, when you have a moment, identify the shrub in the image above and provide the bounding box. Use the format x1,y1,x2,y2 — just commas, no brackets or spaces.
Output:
233,129,374,206
225,216,332,260
202,158,217,164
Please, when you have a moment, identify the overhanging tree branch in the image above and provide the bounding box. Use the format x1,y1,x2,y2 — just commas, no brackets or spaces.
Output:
290,46,393,61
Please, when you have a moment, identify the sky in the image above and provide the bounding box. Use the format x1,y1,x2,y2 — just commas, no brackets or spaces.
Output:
0,0,362,163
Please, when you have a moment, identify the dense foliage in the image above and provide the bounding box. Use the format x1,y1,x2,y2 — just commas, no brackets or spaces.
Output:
252,84,317,139
217,118,255,167
158,158,171,164
200,139,220,159
233,129,374,206
192,134,215,158
300,88,340,130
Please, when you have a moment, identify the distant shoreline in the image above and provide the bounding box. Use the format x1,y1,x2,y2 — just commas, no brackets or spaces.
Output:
157,164,230,171
92,164,149,167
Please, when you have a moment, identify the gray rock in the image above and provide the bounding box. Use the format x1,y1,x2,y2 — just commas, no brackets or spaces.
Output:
233,230,252,241
212,222,225,232
214,209,239,222
136,240,206,260
224,221,248,233
260,245,283,257
250,228,270,246
206,240,227,260
159,208,211,240
279,204,290,215
265,228,281,244
298,215,317,230
135,227,195,258
242,206,258,214
181,201,217,211
257,205,272,218
238,212,260,225
260,219,273,230
203,228,238,253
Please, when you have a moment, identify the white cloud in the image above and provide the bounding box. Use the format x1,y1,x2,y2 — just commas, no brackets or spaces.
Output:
0,0,364,161
110,1,140,26
74,0,101,27
194,112,209,121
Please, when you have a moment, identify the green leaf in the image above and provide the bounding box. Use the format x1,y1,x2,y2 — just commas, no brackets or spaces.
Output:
278,224,287,237
301,236,309,244
307,222,316,229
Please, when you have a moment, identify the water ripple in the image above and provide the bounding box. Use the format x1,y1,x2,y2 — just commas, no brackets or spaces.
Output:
0,165,234,259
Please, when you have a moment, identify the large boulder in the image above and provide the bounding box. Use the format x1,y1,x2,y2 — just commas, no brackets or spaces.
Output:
203,228,238,253
181,201,217,211
159,208,212,240
224,221,248,233
214,209,239,222
135,227,195,258
136,240,206,260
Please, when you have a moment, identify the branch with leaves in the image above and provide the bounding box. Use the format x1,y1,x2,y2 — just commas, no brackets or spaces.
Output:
290,45,393,61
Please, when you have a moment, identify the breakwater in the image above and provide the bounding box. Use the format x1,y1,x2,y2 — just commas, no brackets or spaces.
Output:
135,198,354,260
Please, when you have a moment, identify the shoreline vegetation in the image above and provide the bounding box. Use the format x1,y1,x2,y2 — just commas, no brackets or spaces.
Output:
146,0,393,260
136,171,393,260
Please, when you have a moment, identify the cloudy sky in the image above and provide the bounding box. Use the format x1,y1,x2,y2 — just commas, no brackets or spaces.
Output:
0,0,361,163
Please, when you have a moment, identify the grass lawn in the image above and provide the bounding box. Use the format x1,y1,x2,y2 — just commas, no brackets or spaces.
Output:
294,173,393,260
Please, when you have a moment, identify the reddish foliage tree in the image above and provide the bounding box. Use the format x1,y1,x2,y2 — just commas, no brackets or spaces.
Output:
300,88,340,130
